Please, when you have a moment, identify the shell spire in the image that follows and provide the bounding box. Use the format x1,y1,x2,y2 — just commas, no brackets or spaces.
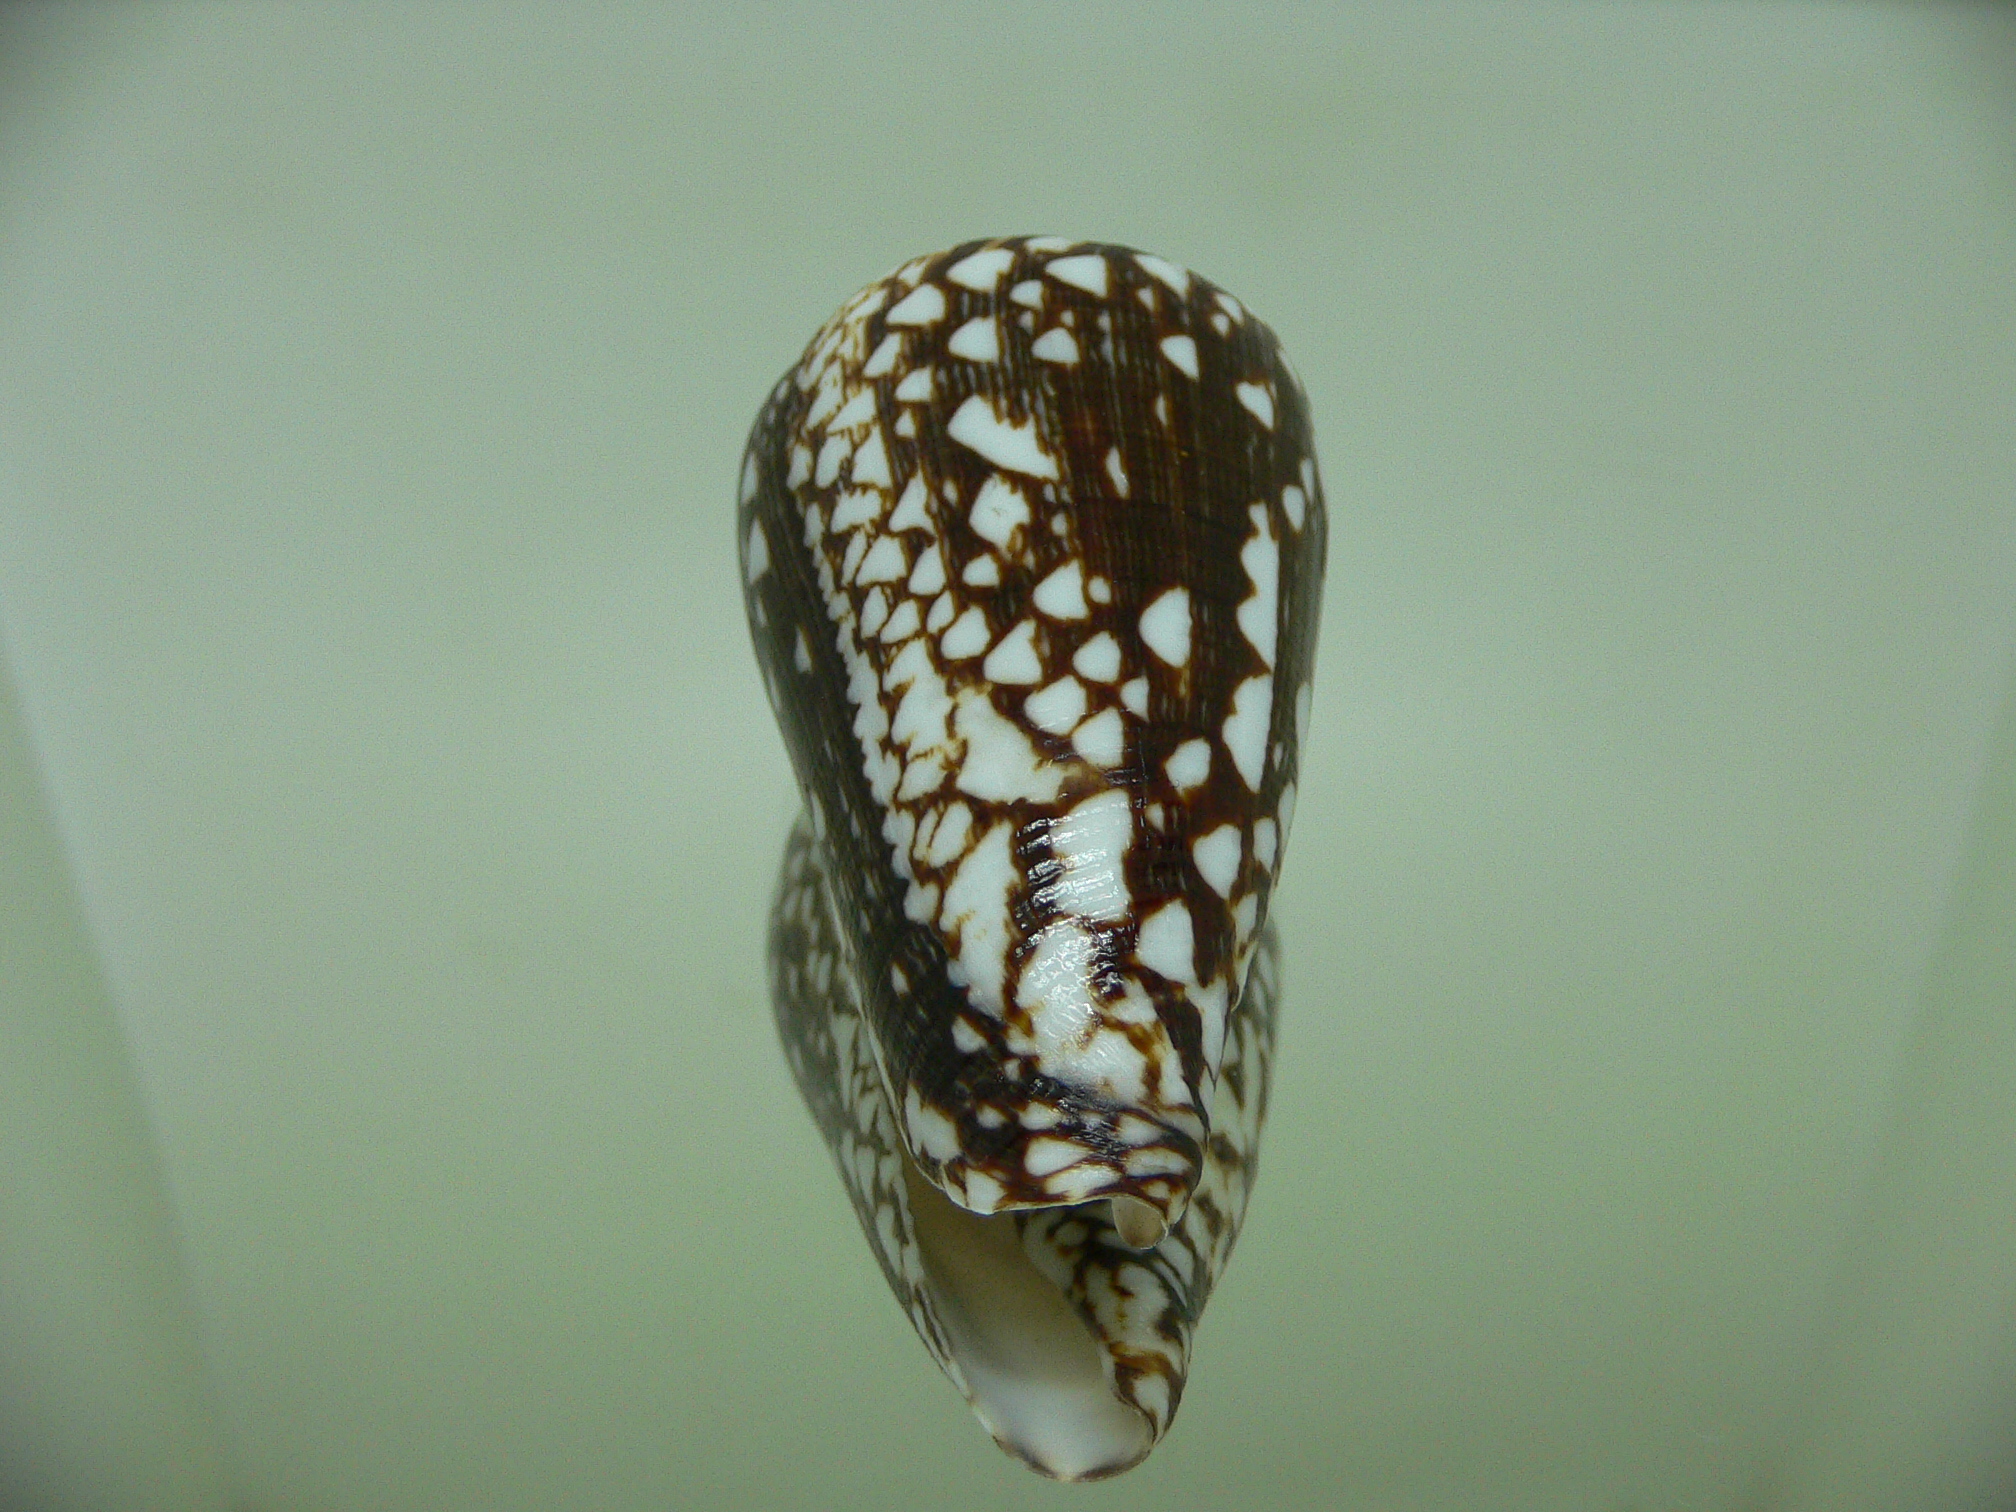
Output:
740,236,1325,1477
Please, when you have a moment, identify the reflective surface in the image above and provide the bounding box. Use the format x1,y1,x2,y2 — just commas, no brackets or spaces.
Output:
739,236,1326,1475
2,6,2014,1510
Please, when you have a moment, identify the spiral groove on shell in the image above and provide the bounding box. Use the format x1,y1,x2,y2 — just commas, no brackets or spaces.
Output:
739,236,1326,1478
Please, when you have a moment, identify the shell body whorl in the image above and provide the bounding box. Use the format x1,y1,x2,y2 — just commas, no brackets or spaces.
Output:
740,236,1325,1478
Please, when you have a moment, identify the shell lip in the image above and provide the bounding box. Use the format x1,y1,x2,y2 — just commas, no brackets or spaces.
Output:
899,1071,1208,1243
873,934,1217,1249
923,1144,1197,1244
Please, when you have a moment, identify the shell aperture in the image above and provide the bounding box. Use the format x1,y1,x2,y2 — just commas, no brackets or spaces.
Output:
739,237,1325,1478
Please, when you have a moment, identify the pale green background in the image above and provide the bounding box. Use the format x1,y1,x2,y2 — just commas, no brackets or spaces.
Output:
2,5,2014,1510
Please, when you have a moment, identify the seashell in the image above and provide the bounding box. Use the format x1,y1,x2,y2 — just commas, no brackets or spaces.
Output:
738,236,1326,1479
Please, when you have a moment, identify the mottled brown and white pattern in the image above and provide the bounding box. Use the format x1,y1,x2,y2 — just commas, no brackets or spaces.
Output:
739,236,1325,1478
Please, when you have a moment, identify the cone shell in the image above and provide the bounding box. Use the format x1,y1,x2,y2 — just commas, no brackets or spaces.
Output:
739,236,1325,1476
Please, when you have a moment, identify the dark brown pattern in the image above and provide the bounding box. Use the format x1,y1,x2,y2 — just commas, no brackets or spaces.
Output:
739,238,1324,1476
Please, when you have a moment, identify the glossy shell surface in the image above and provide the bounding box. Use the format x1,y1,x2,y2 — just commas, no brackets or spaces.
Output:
739,236,1325,1477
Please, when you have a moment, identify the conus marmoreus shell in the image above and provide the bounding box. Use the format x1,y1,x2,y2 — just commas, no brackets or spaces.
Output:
738,236,1325,1479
